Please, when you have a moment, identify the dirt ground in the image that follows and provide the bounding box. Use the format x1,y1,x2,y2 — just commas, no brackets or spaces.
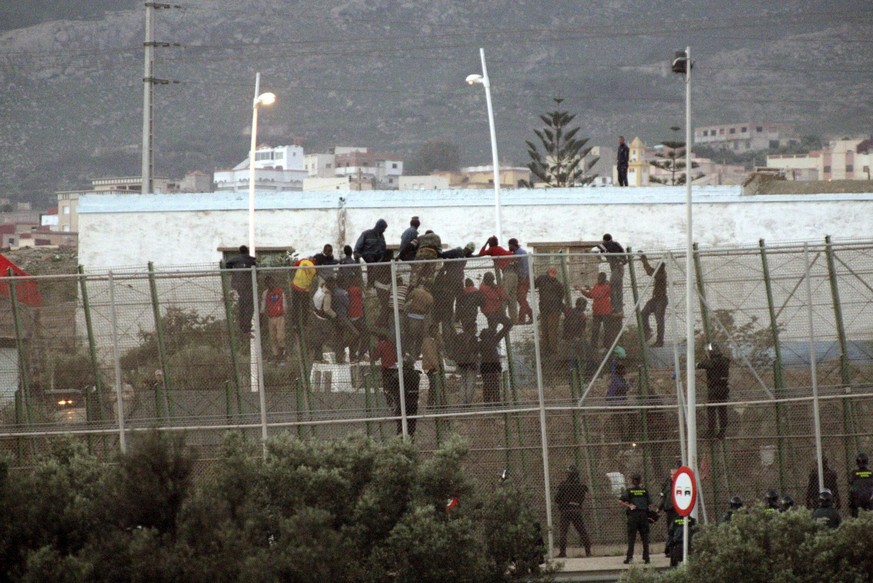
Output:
3,246,79,276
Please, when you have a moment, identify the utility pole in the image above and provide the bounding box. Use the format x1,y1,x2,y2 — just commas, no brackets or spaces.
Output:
141,2,180,195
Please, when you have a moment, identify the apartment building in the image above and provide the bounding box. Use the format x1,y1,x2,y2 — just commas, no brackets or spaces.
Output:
695,122,797,152
767,138,873,181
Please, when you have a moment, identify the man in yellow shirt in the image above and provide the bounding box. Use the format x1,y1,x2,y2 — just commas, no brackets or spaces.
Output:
291,254,316,331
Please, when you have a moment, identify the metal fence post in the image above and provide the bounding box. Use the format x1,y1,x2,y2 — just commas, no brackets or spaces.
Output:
666,253,688,465
759,240,789,492
804,244,825,493
251,267,269,456
626,246,652,483
147,262,173,420
824,235,859,463
7,268,31,425
528,254,555,557
219,262,244,418
78,266,104,424
107,271,127,454
389,260,409,439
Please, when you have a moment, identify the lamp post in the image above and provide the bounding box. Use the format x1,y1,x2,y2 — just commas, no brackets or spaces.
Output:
466,48,502,242
248,73,276,255
247,73,275,455
672,45,695,560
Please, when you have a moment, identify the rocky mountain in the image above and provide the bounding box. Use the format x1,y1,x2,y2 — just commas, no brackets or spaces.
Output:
0,0,870,205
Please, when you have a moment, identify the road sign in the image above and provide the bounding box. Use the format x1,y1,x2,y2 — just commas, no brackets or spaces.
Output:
671,465,697,517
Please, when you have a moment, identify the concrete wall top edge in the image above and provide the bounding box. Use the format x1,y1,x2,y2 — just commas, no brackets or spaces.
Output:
75,185,873,215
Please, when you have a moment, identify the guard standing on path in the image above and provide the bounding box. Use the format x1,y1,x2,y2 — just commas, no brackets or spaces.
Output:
555,465,592,558
849,452,873,517
657,462,681,555
619,473,652,564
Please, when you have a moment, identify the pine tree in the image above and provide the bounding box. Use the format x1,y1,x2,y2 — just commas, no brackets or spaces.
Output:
522,98,597,187
649,126,704,185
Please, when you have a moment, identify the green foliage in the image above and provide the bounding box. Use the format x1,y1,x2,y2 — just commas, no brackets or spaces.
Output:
120,307,228,387
1,432,551,582
649,135,703,186
522,98,597,187
618,508,873,583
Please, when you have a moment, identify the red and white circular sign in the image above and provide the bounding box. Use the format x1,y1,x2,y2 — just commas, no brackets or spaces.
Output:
671,466,697,517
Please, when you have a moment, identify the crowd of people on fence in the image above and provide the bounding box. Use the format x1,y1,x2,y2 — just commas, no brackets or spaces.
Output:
224,216,675,434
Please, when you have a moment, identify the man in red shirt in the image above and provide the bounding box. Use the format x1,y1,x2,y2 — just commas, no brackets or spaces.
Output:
479,236,520,324
479,271,512,331
580,272,612,350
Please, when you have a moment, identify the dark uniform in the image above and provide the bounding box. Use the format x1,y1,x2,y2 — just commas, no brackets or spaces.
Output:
658,472,679,555
813,506,842,529
805,459,841,510
555,467,592,558
667,515,696,567
620,479,651,563
697,344,731,438
719,496,743,525
225,247,257,335
849,455,873,518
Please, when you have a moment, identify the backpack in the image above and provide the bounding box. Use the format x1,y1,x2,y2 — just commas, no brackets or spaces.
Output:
265,288,285,317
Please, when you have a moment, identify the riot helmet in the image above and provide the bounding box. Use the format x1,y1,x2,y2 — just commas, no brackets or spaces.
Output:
819,489,834,508
857,452,869,467
779,495,794,511
729,496,744,510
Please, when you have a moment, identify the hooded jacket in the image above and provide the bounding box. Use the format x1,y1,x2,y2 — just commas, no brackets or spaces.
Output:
354,219,388,263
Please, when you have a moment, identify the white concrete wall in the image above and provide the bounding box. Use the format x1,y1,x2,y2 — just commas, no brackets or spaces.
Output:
77,186,873,272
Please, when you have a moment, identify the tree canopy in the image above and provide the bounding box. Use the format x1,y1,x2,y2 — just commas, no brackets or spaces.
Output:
522,98,597,187
0,432,552,583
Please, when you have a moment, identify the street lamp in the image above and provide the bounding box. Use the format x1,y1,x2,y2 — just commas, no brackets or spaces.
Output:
247,73,275,454
672,46,695,561
466,48,502,242
248,74,276,255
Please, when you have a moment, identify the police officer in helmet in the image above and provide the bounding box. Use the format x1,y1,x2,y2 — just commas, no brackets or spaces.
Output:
779,494,795,512
764,490,780,512
555,465,592,558
719,496,743,524
849,452,873,518
812,489,841,529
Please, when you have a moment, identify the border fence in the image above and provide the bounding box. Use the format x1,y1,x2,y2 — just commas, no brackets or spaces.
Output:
2,238,872,554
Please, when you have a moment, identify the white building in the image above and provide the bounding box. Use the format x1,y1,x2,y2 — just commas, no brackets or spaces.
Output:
213,145,307,192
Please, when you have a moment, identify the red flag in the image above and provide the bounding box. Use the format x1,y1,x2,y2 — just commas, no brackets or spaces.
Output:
0,253,42,307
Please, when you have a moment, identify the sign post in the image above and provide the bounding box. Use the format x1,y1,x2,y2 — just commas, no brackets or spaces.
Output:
671,466,697,563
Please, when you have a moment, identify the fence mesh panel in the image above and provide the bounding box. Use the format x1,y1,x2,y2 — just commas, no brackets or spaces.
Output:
2,241,872,552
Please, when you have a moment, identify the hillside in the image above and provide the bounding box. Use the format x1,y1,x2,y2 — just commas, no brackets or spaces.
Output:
0,0,870,205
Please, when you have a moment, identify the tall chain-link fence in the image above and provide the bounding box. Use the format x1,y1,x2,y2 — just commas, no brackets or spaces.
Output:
1,239,872,554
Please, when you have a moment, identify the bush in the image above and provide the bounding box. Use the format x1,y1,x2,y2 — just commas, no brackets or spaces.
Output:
618,507,873,583
1,432,553,583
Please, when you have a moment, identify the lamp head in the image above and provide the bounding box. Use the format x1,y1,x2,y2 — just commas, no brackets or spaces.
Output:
465,74,484,85
255,92,276,106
